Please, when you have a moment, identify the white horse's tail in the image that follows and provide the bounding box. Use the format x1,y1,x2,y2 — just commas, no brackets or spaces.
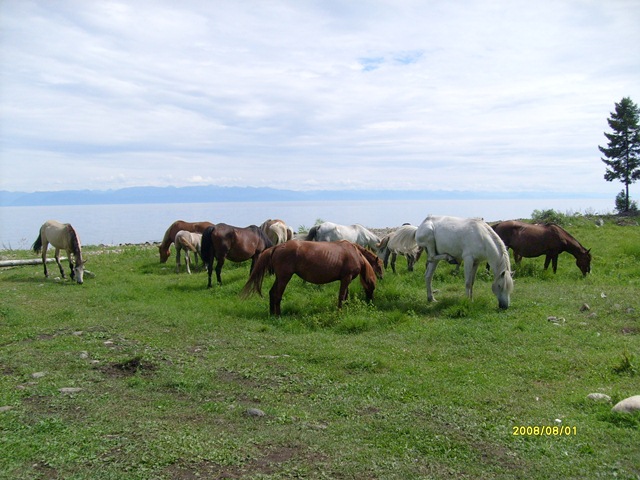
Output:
389,225,419,255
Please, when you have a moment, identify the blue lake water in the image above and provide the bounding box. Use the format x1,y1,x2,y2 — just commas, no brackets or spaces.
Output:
0,198,614,248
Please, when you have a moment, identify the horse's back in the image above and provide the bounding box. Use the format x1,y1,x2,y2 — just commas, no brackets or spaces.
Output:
417,215,494,258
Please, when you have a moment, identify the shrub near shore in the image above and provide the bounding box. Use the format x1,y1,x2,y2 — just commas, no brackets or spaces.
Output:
0,215,639,479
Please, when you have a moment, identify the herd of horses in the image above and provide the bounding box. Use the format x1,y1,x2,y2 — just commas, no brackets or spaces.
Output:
31,215,592,313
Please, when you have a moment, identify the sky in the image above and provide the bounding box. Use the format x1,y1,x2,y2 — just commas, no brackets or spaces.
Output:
1,0,639,198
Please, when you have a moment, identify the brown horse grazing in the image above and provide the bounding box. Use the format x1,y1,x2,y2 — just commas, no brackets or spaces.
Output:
158,220,214,263
241,240,384,315
492,220,591,276
201,223,273,288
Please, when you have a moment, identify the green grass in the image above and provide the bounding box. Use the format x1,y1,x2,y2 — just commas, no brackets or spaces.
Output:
1,215,639,479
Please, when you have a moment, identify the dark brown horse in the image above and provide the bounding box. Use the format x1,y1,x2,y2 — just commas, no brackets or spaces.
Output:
201,223,273,288
158,220,214,263
492,220,591,276
241,240,384,315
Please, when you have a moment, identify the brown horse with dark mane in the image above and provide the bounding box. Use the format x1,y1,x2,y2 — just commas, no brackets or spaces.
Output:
492,220,591,276
158,220,214,263
201,223,273,288
241,240,384,315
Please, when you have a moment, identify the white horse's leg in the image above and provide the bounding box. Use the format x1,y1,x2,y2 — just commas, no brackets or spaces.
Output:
464,259,480,300
425,259,440,302
185,250,191,274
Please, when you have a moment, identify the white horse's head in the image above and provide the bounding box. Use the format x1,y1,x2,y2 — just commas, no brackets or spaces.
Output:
73,261,85,284
492,269,513,309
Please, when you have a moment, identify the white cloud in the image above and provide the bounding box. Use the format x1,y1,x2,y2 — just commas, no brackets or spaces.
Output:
0,0,639,198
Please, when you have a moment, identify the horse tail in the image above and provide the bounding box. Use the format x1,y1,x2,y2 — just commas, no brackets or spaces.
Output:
32,230,43,254
200,226,215,265
240,246,274,298
305,225,319,241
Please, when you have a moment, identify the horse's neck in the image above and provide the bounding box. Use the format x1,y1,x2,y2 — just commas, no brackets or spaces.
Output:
559,231,586,256
160,227,174,248
486,228,510,274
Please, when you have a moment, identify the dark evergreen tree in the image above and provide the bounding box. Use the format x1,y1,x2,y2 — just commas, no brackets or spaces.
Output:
599,97,640,213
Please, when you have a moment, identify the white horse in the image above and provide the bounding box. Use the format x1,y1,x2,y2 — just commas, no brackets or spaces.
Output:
305,221,380,251
175,230,202,274
259,219,293,245
32,220,85,284
415,215,513,309
377,224,422,273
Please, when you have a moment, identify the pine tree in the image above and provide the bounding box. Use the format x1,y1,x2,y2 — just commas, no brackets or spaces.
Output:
599,97,640,213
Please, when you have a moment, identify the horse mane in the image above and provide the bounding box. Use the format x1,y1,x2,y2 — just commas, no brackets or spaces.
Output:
250,225,274,249
481,221,511,274
161,221,183,249
352,243,384,278
66,224,83,262
305,225,319,241
546,223,589,254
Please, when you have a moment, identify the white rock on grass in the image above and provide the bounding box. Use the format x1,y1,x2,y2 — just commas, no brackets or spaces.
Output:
586,393,611,402
611,395,640,413
59,387,83,394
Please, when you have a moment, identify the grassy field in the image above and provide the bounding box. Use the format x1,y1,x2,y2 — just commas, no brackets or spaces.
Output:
1,215,639,479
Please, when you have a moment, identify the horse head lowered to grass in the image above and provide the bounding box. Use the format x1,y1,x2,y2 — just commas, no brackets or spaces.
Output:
241,239,383,315
491,220,591,276
415,215,513,309
158,220,214,263
32,220,85,284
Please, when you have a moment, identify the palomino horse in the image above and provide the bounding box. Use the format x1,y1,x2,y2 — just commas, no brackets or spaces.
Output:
31,220,85,284
259,219,294,245
492,220,591,276
305,221,380,251
158,220,214,263
241,240,383,315
174,230,202,274
377,224,423,273
416,215,513,309
201,223,273,288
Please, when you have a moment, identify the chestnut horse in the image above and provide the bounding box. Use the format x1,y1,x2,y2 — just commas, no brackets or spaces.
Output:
158,220,214,263
492,220,591,276
241,240,383,315
201,223,273,288
32,220,85,284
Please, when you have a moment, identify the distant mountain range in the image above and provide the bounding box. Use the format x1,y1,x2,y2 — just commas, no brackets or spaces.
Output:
0,185,603,207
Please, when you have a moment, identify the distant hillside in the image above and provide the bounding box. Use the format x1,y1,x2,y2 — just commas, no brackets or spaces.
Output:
0,185,598,207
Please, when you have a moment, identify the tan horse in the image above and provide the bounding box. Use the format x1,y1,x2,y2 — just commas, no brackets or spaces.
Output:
259,219,293,245
158,220,213,263
241,240,383,315
32,220,85,284
174,230,202,274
